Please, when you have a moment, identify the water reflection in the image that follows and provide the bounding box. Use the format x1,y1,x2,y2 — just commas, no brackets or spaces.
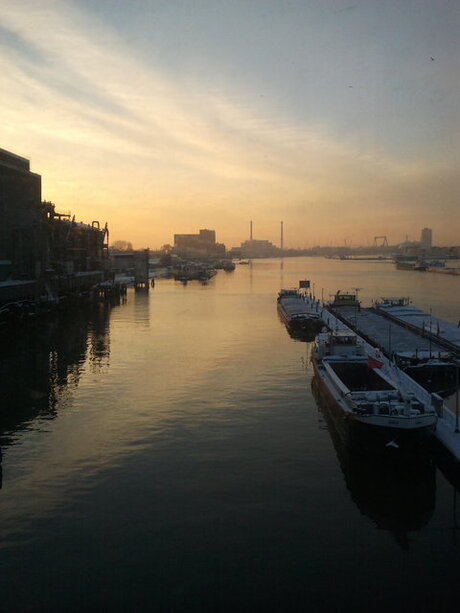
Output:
133,290,150,327
432,441,460,544
312,376,436,549
0,303,113,447
0,257,458,610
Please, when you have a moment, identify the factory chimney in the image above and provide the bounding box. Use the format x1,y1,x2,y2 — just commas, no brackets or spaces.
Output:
250,220,253,241
280,221,284,251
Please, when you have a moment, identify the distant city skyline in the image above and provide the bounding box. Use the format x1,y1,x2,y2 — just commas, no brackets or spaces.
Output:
1,1,459,248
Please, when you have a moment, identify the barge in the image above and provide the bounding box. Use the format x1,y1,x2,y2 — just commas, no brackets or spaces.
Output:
277,289,324,340
311,329,438,453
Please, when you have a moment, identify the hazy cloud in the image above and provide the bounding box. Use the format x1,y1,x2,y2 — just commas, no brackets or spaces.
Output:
0,0,458,247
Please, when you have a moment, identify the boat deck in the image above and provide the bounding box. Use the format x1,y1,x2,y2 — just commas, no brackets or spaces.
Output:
329,361,394,392
329,306,447,357
279,299,319,319
375,304,460,356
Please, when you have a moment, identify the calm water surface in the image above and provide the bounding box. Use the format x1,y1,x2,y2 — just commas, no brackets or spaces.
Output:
1,257,459,612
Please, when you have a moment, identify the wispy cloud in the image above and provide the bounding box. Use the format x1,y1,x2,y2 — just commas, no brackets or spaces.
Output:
0,0,457,246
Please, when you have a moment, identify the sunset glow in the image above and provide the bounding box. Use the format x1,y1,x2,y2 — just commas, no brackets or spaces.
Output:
1,0,459,247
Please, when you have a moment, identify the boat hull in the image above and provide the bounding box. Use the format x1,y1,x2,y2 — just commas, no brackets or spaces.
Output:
395,262,416,270
277,302,323,341
312,363,435,455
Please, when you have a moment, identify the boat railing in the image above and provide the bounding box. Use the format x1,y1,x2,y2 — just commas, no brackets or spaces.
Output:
387,362,428,403
322,361,350,398
351,391,429,417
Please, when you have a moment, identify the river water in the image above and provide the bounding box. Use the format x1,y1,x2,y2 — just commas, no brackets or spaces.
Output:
0,257,459,612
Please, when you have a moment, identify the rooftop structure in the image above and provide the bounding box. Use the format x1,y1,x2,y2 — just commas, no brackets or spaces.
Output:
0,147,44,281
0,147,109,305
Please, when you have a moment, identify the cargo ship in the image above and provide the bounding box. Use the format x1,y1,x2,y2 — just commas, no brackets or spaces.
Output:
277,289,324,340
311,329,439,453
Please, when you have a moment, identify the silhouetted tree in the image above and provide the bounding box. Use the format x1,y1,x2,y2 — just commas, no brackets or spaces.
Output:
111,240,133,251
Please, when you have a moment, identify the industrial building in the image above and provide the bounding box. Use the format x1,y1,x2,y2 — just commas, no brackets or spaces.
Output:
236,220,280,258
0,147,109,308
420,227,433,249
0,148,44,283
173,228,225,258
239,239,279,258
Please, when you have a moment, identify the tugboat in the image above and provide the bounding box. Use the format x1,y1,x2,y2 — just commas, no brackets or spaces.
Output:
311,330,439,453
277,289,324,341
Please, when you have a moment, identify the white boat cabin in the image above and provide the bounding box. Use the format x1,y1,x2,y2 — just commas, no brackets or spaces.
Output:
278,288,299,300
375,297,410,308
315,331,365,359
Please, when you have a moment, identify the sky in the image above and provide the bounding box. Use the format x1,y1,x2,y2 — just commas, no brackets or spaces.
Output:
1,0,459,249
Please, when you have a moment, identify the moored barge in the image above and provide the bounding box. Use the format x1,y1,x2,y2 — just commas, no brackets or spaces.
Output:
311,329,438,453
277,289,324,340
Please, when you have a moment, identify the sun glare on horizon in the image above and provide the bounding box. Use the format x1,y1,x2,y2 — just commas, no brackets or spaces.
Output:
1,0,458,248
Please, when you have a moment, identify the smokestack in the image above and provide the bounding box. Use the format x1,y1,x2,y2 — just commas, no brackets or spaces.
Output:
280,221,284,250
250,220,253,241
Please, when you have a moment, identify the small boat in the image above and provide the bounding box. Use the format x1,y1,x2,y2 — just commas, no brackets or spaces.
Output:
221,260,235,272
413,260,428,271
394,255,418,270
173,263,217,282
277,289,324,340
374,296,411,309
311,330,438,453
